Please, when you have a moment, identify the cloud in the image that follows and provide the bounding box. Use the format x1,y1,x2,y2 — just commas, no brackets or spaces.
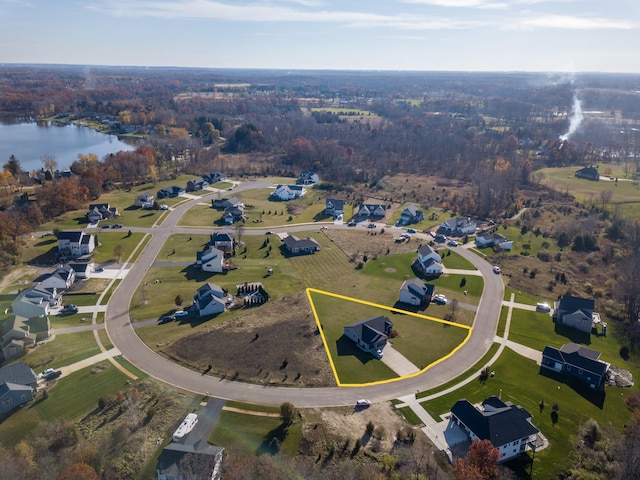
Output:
507,14,635,30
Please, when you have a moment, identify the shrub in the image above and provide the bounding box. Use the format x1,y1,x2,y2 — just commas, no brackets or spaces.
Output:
537,250,551,262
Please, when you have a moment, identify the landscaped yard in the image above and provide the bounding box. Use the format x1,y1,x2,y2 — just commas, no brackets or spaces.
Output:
21,331,102,372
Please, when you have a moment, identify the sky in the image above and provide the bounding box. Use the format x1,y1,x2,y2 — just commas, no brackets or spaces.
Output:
1,0,639,73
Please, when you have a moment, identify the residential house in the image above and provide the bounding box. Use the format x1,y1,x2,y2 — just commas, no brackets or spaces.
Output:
270,184,306,201
0,362,37,415
541,343,609,389
399,278,435,306
344,316,393,359
1,313,51,363
212,196,243,210
575,166,600,181
157,185,185,199
69,262,95,279
449,396,540,462
438,217,477,237
196,246,224,273
134,192,154,208
475,233,513,251
87,203,119,223
553,295,596,334
193,283,226,317
222,205,245,225
325,198,345,218
156,441,224,480
357,203,386,220
282,235,320,255
209,232,234,253
202,171,227,184
297,171,319,185
186,178,209,192
413,245,443,276
399,205,425,225
12,285,60,318
40,265,75,291
57,231,96,258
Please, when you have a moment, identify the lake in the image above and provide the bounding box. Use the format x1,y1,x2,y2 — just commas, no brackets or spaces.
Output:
0,120,136,172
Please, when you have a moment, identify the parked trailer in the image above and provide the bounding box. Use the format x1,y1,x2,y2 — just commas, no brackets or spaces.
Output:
172,413,198,441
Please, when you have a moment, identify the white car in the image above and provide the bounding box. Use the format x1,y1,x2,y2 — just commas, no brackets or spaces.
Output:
493,266,501,274
433,294,448,305
448,240,458,247
356,399,371,408
160,204,169,210
175,310,189,317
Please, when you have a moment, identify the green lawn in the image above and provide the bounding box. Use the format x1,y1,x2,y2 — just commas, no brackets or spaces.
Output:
22,331,101,372
309,290,470,385
91,232,146,264
440,249,477,270
420,348,634,480
209,410,301,457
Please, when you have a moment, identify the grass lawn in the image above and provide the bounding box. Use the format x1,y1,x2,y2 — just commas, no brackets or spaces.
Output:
308,290,469,385
91,232,146,264
497,307,508,338
440,249,477,270
429,272,483,303
22,331,101,372
209,409,301,457
420,348,634,480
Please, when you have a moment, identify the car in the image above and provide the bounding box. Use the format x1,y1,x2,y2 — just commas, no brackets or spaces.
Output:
347,220,356,227
265,231,274,235
407,228,417,234
448,240,459,247
94,266,104,272
227,187,233,190
356,399,371,408
44,370,62,381
101,224,111,229
61,304,78,314
175,310,189,318
40,368,55,378
435,234,447,243
433,294,448,305
112,223,123,229
160,204,169,210
493,266,501,274
367,223,376,229
536,302,551,312
158,315,175,324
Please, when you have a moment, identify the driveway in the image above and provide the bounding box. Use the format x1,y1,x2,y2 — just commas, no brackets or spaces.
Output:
103,181,505,407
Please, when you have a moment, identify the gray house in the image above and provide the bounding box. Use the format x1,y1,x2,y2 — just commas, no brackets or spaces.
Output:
541,343,609,389
344,316,393,359
553,295,595,334
157,441,224,480
0,362,37,416
575,166,600,181
399,278,435,306
399,205,424,225
282,235,320,255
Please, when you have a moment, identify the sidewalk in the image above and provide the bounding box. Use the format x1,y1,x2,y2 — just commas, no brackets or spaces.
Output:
58,348,122,376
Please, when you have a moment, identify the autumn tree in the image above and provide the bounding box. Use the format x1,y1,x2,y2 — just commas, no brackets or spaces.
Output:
4,154,22,176
175,294,184,307
453,439,502,480
280,402,298,425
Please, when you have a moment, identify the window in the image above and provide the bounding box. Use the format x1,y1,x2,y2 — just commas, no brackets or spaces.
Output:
2,398,11,407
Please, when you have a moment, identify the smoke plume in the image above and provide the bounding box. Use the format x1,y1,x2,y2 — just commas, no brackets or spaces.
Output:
560,95,584,141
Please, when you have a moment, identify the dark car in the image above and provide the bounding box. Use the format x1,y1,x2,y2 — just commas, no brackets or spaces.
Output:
158,315,175,324
60,304,78,315
44,370,62,381
112,223,123,229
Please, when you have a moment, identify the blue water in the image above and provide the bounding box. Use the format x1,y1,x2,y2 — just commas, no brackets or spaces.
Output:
0,121,136,172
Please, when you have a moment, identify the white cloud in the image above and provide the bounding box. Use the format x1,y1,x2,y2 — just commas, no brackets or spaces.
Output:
507,14,635,30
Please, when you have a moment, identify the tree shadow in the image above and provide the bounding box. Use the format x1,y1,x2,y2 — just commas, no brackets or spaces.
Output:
538,367,605,409
336,335,376,364
553,323,591,345
256,423,288,455
34,238,57,248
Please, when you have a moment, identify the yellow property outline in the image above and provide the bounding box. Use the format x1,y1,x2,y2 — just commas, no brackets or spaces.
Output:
306,287,473,387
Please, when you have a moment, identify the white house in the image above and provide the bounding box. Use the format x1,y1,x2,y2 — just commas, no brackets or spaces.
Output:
475,233,513,251
439,217,477,236
414,245,443,275
40,265,75,291
134,192,154,207
399,278,435,306
196,246,224,273
68,262,94,279
450,396,540,463
57,231,96,258
270,184,306,201
193,283,226,317
296,171,319,185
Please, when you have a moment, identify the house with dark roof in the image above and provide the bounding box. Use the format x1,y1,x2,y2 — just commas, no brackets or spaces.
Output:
211,196,243,210
575,166,600,181
222,205,245,224
40,265,76,290
157,185,185,199
57,231,96,258
449,396,540,462
87,203,119,223
297,171,319,185
186,178,209,192
0,362,37,415
209,232,234,253
438,217,477,236
344,316,393,359
475,232,513,251
541,343,609,389
282,235,320,255
553,295,595,334
357,203,386,220
156,440,224,480
68,262,94,279
325,198,345,218
202,171,227,184
193,283,226,318
399,205,425,225
413,245,443,276
399,278,435,306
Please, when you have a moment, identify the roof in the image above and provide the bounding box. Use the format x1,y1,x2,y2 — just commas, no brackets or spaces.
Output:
283,235,319,250
401,278,435,297
417,244,438,257
0,362,37,386
326,198,345,210
69,262,91,273
0,382,33,396
80,234,93,245
157,440,224,477
556,295,594,315
451,397,539,447
402,205,420,216
57,231,83,242
344,316,392,344
542,343,608,376
210,232,234,243
196,283,225,298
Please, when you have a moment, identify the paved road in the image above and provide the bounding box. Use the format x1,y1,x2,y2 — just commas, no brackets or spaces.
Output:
104,181,504,407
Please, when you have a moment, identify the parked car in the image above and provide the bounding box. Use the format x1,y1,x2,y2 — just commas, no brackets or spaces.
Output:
536,302,551,312
160,204,169,210
158,315,175,324
448,240,459,247
44,370,62,381
435,234,447,243
265,231,274,235
433,294,448,305
493,266,501,274
175,310,189,318
356,399,371,408
94,266,104,272
40,368,55,378
101,224,111,229
60,304,78,315
407,228,417,234
367,223,376,229
112,223,123,229
347,220,356,227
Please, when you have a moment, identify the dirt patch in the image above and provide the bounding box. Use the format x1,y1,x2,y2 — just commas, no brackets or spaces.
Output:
385,268,397,273
164,291,335,386
0,265,41,294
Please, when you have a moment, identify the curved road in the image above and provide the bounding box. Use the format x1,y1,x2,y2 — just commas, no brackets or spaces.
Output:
105,182,504,407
